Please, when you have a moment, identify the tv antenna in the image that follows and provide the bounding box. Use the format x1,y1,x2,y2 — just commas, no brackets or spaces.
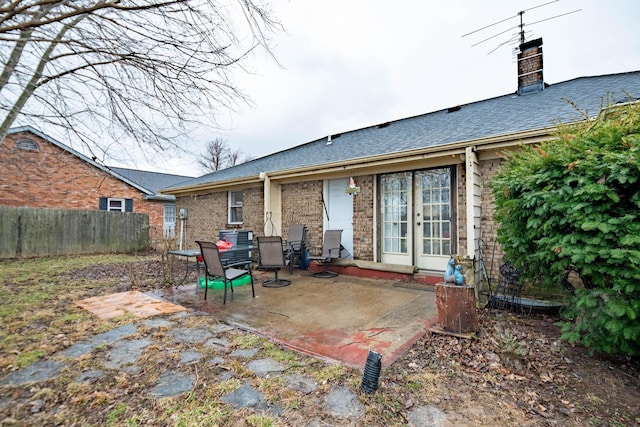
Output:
462,0,581,54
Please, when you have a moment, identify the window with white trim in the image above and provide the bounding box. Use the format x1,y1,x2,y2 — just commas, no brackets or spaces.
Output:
228,191,243,224
163,204,176,238
107,198,125,212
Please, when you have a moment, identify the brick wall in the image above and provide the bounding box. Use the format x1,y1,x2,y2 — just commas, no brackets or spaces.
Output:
281,180,324,253
175,165,493,266
181,177,378,260
280,176,375,260
479,157,505,279
177,186,264,248
0,130,164,242
352,175,374,260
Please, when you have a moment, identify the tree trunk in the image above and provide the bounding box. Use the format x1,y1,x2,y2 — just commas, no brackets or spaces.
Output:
436,283,478,334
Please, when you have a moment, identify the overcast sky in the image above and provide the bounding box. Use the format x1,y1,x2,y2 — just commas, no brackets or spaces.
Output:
128,0,640,177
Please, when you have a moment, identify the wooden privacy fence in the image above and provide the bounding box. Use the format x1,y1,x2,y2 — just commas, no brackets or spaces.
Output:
0,206,149,258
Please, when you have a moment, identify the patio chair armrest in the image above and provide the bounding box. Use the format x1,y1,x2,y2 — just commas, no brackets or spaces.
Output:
327,246,341,257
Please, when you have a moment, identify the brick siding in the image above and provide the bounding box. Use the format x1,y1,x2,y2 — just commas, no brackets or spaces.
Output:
281,180,324,252
177,186,264,248
175,164,500,267
479,157,505,279
1,131,165,243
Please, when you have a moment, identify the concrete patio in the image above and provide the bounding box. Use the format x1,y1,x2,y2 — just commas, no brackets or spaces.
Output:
150,268,439,368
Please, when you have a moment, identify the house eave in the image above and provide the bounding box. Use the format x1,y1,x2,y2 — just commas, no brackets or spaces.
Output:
163,176,264,196
166,127,557,195
143,194,176,202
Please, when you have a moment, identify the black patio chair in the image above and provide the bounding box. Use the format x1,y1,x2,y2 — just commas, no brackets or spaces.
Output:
257,236,291,287
196,240,255,304
308,229,343,278
284,224,308,273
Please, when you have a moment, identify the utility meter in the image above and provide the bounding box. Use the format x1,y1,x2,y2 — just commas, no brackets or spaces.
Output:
179,208,188,219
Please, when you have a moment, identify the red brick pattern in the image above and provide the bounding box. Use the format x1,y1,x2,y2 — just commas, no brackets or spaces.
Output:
1,131,165,243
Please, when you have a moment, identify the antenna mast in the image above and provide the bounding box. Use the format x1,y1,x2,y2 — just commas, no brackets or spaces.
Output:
462,0,581,54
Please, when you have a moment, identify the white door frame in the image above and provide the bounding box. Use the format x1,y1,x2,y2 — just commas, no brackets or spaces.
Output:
379,168,456,271
324,178,354,258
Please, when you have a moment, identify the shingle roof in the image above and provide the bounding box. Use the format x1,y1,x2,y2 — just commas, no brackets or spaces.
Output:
7,126,194,200
166,71,640,190
109,167,193,194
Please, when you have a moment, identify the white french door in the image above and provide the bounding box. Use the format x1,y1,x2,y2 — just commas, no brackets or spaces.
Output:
380,168,454,271
415,168,452,271
380,172,413,265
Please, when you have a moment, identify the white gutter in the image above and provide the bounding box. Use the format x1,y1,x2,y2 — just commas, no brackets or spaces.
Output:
165,126,560,196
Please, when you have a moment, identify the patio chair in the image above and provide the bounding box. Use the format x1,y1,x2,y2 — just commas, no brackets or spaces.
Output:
308,229,343,278
196,240,255,304
257,236,291,287
284,224,308,273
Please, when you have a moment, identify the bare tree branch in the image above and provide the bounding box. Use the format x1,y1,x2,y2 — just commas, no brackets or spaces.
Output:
0,0,282,164
197,137,252,172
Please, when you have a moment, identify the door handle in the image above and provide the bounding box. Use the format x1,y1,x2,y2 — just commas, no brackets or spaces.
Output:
416,222,421,226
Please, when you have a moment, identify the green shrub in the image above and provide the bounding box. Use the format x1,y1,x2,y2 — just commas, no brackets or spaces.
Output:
490,101,640,356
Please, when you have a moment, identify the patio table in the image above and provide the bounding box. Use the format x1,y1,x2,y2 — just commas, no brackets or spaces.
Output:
168,246,255,290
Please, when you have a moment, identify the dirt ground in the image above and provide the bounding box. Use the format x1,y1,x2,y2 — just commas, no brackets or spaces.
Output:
1,255,639,426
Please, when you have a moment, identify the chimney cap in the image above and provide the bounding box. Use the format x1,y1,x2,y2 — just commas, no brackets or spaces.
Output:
519,37,543,50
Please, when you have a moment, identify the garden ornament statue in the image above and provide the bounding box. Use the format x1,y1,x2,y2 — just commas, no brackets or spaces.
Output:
444,258,456,283
454,265,465,286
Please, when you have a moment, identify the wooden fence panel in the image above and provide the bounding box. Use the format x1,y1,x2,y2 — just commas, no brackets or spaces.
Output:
0,206,149,258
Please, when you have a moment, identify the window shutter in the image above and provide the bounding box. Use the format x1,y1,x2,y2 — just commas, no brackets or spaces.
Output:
125,198,133,212
99,197,107,210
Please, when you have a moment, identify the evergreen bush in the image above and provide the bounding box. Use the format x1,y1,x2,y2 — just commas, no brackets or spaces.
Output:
490,101,640,356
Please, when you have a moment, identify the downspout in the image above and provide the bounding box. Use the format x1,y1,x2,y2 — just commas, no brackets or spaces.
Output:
465,146,482,302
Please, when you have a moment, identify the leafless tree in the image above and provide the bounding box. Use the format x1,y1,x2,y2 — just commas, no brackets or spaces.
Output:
0,0,280,162
197,137,252,172
227,147,253,166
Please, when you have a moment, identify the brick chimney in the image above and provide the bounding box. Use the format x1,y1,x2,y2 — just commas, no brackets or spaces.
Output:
517,38,544,95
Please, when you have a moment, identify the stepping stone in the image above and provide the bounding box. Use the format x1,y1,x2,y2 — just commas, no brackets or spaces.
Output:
324,386,365,418
74,370,103,383
75,291,185,319
407,405,446,427
168,327,213,344
60,324,137,358
150,371,195,398
221,382,283,416
180,351,201,364
211,324,234,333
102,338,152,370
169,311,192,320
217,371,235,381
229,348,259,358
143,319,173,328
284,374,318,394
206,337,231,349
0,360,65,386
246,359,285,377
209,356,225,366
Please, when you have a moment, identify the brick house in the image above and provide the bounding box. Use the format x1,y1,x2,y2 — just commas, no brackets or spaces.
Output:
163,39,639,282
0,126,193,245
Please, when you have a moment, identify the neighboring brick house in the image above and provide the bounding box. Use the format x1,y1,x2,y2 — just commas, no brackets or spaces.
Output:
0,126,193,246
163,39,640,282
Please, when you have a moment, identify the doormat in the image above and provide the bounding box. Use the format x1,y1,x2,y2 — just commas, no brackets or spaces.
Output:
75,290,187,320
393,281,436,292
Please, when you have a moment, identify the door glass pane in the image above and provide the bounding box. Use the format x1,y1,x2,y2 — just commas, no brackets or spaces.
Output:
381,173,410,254
418,168,452,257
